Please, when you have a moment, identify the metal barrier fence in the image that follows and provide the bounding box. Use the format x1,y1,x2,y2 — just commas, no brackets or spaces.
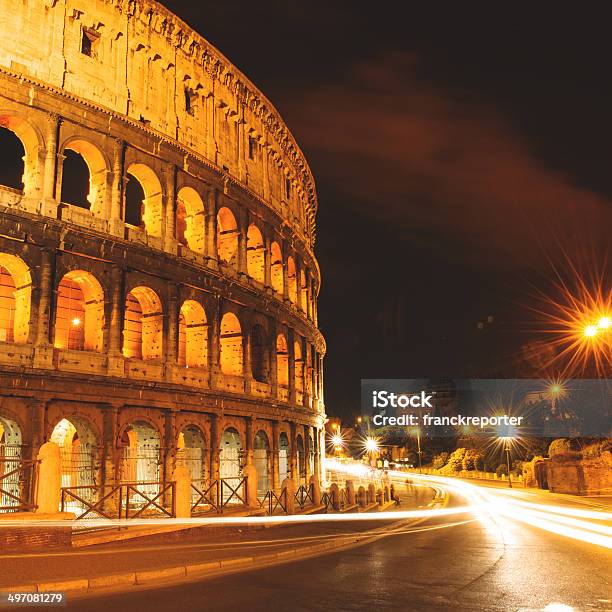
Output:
61,481,175,520
258,488,288,515
0,458,37,513
294,483,314,510
191,477,247,514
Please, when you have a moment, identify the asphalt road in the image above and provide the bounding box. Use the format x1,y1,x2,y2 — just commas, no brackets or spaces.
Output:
64,478,612,612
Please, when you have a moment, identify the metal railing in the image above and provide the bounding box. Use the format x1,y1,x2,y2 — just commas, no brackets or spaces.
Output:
258,488,288,515
61,481,175,520
0,459,38,513
294,483,314,510
191,477,247,514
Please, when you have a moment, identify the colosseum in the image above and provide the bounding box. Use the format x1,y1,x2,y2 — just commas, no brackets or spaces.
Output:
0,0,325,518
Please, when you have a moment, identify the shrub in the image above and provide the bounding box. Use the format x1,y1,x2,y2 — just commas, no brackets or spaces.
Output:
496,464,508,476
432,452,449,470
440,448,467,474
462,448,484,471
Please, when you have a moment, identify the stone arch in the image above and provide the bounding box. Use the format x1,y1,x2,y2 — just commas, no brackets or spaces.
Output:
216,206,239,265
49,415,99,489
246,224,265,282
123,286,163,360
178,299,207,368
253,430,270,495
0,411,24,511
0,253,31,344
296,434,306,485
54,270,104,352
220,311,243,376
220,427,242,479
0,113,41,197
278,431,290,485
176,186,205,253
177,424,207,483
125,163,163,237
287,256,297,303
294,339,304,395
270,241,283,295
250,323,269,383
120,420,162,486
276,334,288,387
60,138,108,213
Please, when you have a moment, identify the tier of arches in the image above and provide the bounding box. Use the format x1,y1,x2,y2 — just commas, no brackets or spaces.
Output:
1,407,321,512
0,114,317,322
0,252,322,403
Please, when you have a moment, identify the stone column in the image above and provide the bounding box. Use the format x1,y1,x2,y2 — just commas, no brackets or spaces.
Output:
295,257,302,311
107,264,125,377
262,141,270,201
305,426,313,483
209,414,220,483
289,422,297,482
36,442,62,514
288,329,296,405
237,209,248,277
205,93,216,162
33,248,54,369
204,189,218,265
109,138,124,236
282,243,289,302
242,323,252,395
166,284,178,367
245,417,254,467
306,275,313,320
263,228,272,290
208,296,221,387
272,421,280,491
164,164,177,254
41,113,60,217
237,111,246,183
164,410,177,485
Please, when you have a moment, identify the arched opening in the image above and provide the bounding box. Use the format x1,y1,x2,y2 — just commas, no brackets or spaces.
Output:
300,268,308,312
0,414,23,512
250,324,269,383
123,286,163,360
287,256,297,304
177,425,206,484
246,224,265,282
270,242,283,295
60,150,90,209
220,312,243,376
0,253,31,344
278,432,289,486
294,339,304,395
120,421,161,497
0,116,39,198
0,127,25,191
125,164,163,237
296,434,305,485
61,140,107,213
50,416,98,491
216,207,238,265
276,334,288,388
54,271,104,351
253,430,270,495
220,427,242,480
176,187,205,253
178,300,207,368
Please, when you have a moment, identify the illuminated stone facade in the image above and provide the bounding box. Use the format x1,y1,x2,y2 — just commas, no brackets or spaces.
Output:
0,0,325,508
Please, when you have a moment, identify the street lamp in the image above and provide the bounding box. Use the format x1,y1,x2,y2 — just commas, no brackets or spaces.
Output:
503,438,513,488
364,437,379,467
410,427,423,474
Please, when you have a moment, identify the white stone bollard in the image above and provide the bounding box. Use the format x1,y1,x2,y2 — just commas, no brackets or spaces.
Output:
345,479,355,505
243,464,259,509
309,475,321,505
282,477,296,514
36,441,62,514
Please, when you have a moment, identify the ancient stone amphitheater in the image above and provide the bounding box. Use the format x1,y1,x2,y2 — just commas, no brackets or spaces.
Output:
0,0,325,516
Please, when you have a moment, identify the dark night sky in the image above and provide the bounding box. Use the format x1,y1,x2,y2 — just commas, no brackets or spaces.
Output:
168,3,611,417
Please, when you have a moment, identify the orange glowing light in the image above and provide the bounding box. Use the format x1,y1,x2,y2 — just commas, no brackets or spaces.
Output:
71,317,81,326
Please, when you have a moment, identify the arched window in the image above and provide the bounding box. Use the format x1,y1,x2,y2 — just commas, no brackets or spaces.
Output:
0,127,25,191
270,242,283,295
0,413,23,510
217,207,239,265
0,116,39,198
287,256,297,304
220,312,243,376
220,427,242,480
246,224,265,282
176,187,205,253
253,430,270,495
60,140,107,214
178,300,207,368
250,324,269,383
300,268,308,312
125,164,163,237
123,287,163,360
54,271,104,351
294,339,304,394
120,421,161,495
61,150,90,209
278,432,289,485
276,334,288,387
177,425,207,484
0,253,31,344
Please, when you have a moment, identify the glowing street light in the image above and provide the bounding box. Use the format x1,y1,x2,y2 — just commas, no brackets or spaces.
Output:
584,324,598,338
71,317,81,327
365,437,379,453
597,316,611,330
